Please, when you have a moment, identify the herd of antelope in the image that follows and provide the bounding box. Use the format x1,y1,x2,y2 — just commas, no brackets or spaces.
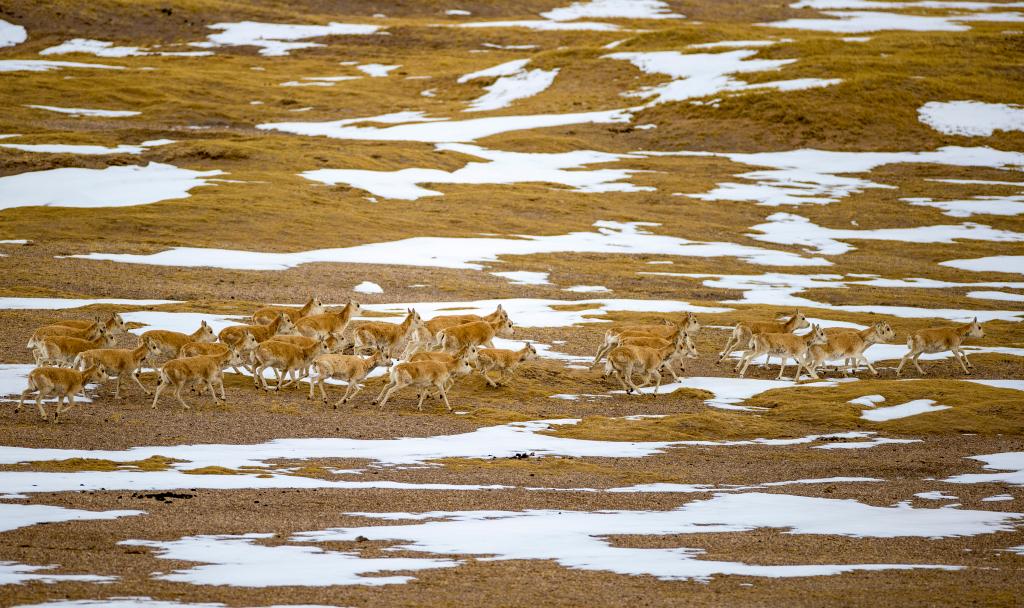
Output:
15,297,988,422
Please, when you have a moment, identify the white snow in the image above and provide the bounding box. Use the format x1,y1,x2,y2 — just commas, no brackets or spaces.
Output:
762,10,1024,33
25,105,139,117
491,271,551,285
919,101,1024,136
967,290,1024,302
67,220,826,270
357,63,400,77
860,399,951,422
967,379,1024,391
792,0,1024,8
459,60,558,112
258,108,632,143
0,297,178,310
299,143,652,200
0,502,142,533
915,491,959,500
541,0,684,20
280,76,360,87
447,9,472,16
946,452,1024,486
1,19,27,48
457,20,623,31
120,311,244,336
40,38,212,58
849,394,886,407
0,163,222,211
0,562,114,585
903,195,1024,217
940,255,1024,274
981,494,1013,502
0,139,172,155
353,281,383,294
689,39,787,49
606,50,839,106
0,60,124,72
564,285,610,292
191,21,382,56
748,212,1024,256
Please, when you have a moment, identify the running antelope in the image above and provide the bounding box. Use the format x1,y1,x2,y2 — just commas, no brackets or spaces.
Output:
738,324,826,380
35,328,116,367
409,345,480,397
603,333,687,395
18,365,108,423
405,305,509,355
28,322,104,352
142,321,217,358
73,341,162,399
218,314,298,374
180,332,259,359
295,301,361,339
897,318,984,376
39,313,128,339
354,309,422,358
805,322,895,377
373,357,473,412
477,343,538,387
252,297,326,325
152,348,244,410
435,316,514,352
308,350,389,406
718,310,810,365
252,336,328,390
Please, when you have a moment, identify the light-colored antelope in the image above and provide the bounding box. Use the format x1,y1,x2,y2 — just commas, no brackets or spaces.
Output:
28,322,104,352
477,343,538,387
180,332,259,358
738,324,826,380
592,314,700,367
73,341,162,399
308,350,389,406
603,336,686,395
218,314,297,350
435,316,514,352
35,328,116,367
142,321,217,359
373,357,473,412
405,305,510,356
152,349,244,410
354,309,422,358
718,310,811,366
18,365,108,423
252,336,328,390
38,313,128,340
805,322,895,377
252,297,326,325
295,301,361,339
897,318,984,376
409,345,480,397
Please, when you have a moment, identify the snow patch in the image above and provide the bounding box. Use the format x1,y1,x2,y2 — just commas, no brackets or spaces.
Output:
860,399,952,422
919,101,1024,137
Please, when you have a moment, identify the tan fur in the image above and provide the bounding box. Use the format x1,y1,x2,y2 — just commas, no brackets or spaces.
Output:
295,301,361,339
252,297,325,325
592,320,700,369
37,313,127,340
152,349,243,410
36,328,115,367
435,316,514,352
897,318,985,376
718,310,810,364
253,337,328,391
28,323,104,351
477,343,538,387
422,305,508,338
218,314,297,349
603,333,688,395
308,351,389,406
805,322,895,376
354,308,422,358
142,321,216,358
739,324,827,380
373,357,473,412
73,342,161,399
18,365,108,422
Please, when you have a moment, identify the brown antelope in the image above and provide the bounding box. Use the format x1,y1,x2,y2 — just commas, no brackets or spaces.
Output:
73,341,162,398
180,332,259,358
142,321,217,358
295,301,361,339
897,318,985,376
308,350,390,406
18,365,108,423
39,313,128,339
373,356,473,412
252,296,326,325
805,322,895,377
615,312,701,338
409,345,480,397
28,323,104,352
739,324,826,380
718,310,811,366
252,336,328,390
152,348,244,410
435,316,514,352
592,323,699,371
218,314,298,350
35,328,116,367
477,343,538,387
603,334,687,395
403,306,510,356
354,308,423,358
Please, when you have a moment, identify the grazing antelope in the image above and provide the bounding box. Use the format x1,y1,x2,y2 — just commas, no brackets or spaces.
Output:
18,365,108,423
35,328,116,367
354,309,422,358
308,350,389,406
477,343,538,387
152,348,244,410
603,334,688,395
252,336,328,391
738,324,827,380
805,322,895,377
73,341,162,398
897,318,984,376
718,310,811,366
142,321,217,359
252,296,326,325
373,357,473,412
295,301,361,339
435,316,514,352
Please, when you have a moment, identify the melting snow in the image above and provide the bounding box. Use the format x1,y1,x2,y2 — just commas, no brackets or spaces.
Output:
915,491,958,500
0,502,142,533
0,562,114,585
190,21,382,56
946,452,1024,486
353,281,384,294
967,290,1024,302
457,20,623,31
0,163,223,210
0,139,172,155
541,0,684,20
0,19,27,48
849,394,886,407
26,105,139,117
40,38,212,57
982,494,1014,502
459,59,558,112
940,255,1024,274
0,296,177,310
762,10,1024,32
861,399,951,422
0,60,124,72
491,271,551,285
903,195,1024,217
919,101,1024,137
357,63,400,77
